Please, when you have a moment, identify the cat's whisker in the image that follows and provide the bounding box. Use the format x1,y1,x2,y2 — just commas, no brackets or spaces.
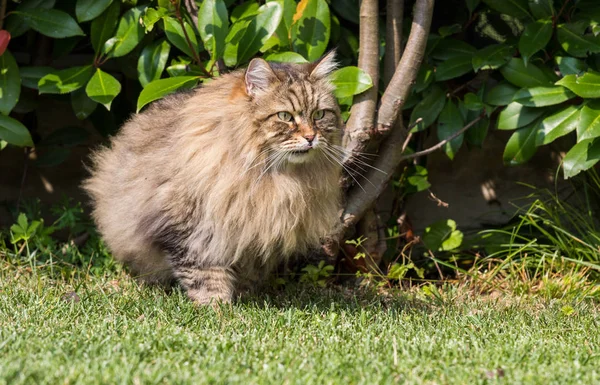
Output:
243,147,274,174
320,146,371,191
322,145,378,187
325,145,387,175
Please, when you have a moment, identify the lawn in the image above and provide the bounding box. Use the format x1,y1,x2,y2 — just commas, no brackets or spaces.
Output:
1,266,599,385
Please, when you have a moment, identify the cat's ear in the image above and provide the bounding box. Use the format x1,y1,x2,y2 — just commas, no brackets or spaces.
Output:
245,58,277,96
310,50,338,79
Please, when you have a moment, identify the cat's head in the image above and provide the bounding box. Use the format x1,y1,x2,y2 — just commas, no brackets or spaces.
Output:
243,51,342,166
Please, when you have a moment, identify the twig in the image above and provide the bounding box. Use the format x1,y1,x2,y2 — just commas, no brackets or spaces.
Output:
400,132,413,154
398,112,484,162
553,0,571,27
171,0,212,78
384,0,404,86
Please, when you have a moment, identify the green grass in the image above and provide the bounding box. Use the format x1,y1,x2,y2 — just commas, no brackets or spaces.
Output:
1,266,599,385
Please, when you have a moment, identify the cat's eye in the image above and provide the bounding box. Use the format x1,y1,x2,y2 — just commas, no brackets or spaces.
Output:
313,110,325,120
277,111,293,122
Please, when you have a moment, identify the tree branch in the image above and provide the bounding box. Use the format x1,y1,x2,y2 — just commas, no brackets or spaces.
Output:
340,0,435,233
399,113,485,162
377,0,434,135
342,0,379,152
171,0,212,78
384,0,404,86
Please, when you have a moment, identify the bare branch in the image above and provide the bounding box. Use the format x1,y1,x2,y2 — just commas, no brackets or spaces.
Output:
342,0,379,152
377,0,434,135
384,0,404,86
340,0,435,232
399,113,485,162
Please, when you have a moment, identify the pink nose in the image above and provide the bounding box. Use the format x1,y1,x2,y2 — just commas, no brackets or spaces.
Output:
304,134,315,144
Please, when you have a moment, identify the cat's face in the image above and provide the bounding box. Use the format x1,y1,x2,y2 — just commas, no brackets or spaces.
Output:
245,52,342,166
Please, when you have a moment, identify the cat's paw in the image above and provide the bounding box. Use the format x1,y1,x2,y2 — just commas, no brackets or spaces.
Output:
187,288,233,307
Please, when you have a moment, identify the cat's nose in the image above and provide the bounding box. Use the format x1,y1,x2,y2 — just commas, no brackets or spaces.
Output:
304,134,315,145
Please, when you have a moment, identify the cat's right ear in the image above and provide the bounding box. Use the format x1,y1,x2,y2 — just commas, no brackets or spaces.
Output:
245,59,277,96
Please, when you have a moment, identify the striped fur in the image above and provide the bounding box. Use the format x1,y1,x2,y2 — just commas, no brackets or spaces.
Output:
83,54,342,305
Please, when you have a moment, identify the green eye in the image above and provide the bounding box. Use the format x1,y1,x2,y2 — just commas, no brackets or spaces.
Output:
313,110,325,120
277,111,293,121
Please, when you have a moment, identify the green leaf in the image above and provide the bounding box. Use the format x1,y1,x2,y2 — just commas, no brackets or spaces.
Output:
577,100,600,142
291,0,330,61
409,85,447,132
71,87,98,120
512,86,576,107
463,93,484,110
329,0,358,24
423,219,464,252
503,121,540,165
518,19,552,63
329,66,373,99
198,0,229,61
0,51,21,116
230,1,260,22
466,0,481,14
555,56,588,76
415,63,434,93
38,65,94,95
137,39,171,87
265,52,309,63
482,0,532,19
557,23,600,58
76,0,113,23
403,165,431,194
0,115,33,147
536,104,581,145
274,0,296,48
35,147,71,168
142,7,169,33
562,138,600,178
435,55,473,81
437,100,465,160
465,110,489,147
137,76,198,112
472,44,514,72
431,39,476,60
439,24,462,38
497,102,545,129
19,66,53,90
484,82,520,106
163,16,201,59
107,5,146,57
5,0,55,39
14,9,85,38
226,2,283,66
40,126,89,147
556,72,600,98
91,1,120,53
528,0,554,19
500,58,554,88
85,69,122,110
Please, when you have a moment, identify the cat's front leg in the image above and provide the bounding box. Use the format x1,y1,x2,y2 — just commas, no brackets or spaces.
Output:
171,261,236,305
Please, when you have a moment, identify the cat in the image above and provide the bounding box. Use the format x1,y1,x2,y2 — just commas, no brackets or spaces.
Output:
83,52,343,305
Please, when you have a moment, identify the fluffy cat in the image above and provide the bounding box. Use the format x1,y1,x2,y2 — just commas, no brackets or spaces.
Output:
83,52,343,304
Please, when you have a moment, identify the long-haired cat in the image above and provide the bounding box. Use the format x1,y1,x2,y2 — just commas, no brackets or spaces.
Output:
84,52,342,304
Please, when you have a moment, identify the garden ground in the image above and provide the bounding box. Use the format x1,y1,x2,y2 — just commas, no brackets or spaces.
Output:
1,263,599,385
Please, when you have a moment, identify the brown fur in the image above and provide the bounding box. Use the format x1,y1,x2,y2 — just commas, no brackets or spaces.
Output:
83,53,343,304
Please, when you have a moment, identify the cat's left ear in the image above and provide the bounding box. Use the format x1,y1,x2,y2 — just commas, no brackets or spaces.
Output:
245,58,278,96
310,50,338,79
